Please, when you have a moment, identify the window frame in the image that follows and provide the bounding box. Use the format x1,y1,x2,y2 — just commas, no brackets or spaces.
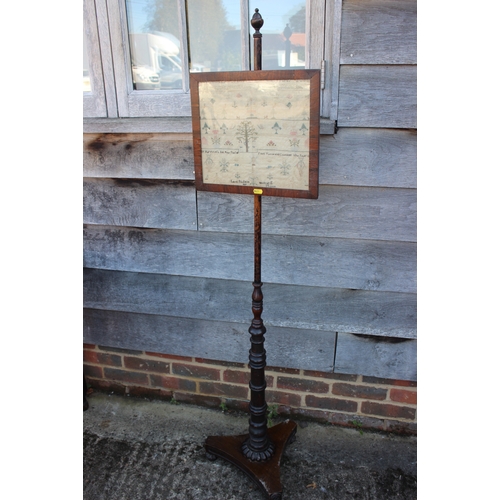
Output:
84,0,338,129
83,0,107,117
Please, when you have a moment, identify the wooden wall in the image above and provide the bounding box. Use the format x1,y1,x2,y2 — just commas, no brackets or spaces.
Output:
83,0,417,380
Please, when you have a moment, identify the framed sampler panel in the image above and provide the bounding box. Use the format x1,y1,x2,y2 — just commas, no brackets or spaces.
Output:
190,70,320,199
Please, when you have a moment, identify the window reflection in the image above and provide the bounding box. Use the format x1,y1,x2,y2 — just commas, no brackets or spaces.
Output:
124,1,306,91
126,0,183,90
186,0,241,72
249,1,306,70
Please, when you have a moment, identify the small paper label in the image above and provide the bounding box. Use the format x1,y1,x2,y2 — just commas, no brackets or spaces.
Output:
253,188,263,195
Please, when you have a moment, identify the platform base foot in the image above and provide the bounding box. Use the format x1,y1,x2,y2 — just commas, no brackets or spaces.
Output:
205,420,297,499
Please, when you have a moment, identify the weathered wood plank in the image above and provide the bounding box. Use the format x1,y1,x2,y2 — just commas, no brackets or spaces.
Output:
84,129,417,188
319,128,416,188
340,0,417,65
83,117,337,135
83,117,194,134
83,308,336,372
83,268,417,338
83,178,197,230
338,65,417,128
198,185,416,242
83,226,416,293
83,133,194,179
335,332,417,381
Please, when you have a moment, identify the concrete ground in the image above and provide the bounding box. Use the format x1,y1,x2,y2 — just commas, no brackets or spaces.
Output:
83,392,417,499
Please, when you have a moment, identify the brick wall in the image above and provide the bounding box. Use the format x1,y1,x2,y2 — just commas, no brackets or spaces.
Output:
84,344,416,435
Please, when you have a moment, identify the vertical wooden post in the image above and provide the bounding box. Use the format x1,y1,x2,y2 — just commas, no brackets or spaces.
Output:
241,7,275,462
252,8,263,72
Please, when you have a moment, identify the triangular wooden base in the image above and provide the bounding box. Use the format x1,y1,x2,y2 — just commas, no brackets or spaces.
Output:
205,420,297,500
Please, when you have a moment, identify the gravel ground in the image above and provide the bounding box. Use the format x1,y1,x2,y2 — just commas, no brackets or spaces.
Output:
83,392,416,499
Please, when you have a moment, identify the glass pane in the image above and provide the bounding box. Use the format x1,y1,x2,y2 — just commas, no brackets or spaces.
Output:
83,29,91,92
125,0,183,90
249,1,306,70
186,0,242,72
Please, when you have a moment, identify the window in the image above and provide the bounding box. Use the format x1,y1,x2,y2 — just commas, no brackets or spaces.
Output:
84,0,334,124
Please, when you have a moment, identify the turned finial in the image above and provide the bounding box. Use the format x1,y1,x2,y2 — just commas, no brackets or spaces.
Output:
251,8,264,33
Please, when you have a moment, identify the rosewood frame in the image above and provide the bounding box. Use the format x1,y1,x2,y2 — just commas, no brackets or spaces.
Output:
190,69,320,200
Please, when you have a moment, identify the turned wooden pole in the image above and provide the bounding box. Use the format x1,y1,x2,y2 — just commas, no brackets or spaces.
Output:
241,8,275,462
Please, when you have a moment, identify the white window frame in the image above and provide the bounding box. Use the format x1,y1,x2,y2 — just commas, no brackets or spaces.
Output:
84,0,339,130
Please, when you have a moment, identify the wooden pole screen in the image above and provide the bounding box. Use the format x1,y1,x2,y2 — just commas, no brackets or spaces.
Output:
196,9,320,500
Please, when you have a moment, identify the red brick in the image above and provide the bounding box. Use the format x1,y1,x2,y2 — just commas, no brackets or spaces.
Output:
98,346,143,356
172,363,221,381
362,375,417,387
84,364,103,379
83,344,96,350
331,383,387,401
223,369,250,385
222,369,273,387
84,350,122,367
103,367,149,386
199,381,248,399
390,388,417,405
150,374,196,392
277,376,329,394
83,350,99,364
393,380,417,388
303,370,357,381
195,357,246,369
124,356,170,374
361,401,416,420
305,395,358,413
266,390,301,407
146,352,193,362
267,366,300,375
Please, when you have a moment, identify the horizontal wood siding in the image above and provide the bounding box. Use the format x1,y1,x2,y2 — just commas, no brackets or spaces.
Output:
83,133,195,179
83,225,416,294
82,0,417,380
84,129,417,188
83,178,197,230
319,129,416,188
335,333,417,381
338,65,417,128
84,308,336,372
340,0,417,65
197,186,416,242
83,269,416,338
336,0,417,129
